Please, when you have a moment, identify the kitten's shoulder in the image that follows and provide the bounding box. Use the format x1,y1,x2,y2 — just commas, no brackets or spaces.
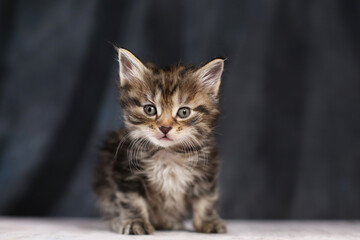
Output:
93,128,129,193
101,128,128,151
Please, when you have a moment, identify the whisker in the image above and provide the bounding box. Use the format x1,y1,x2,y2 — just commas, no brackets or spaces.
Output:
114,132,131,162
180,139,191,164
127,137,143,172
134,138,148,171
186,138,198,168
192,136,207,167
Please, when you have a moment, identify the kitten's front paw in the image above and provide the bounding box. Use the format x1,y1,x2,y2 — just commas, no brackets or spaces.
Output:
110,218,154,235
194,218,227,233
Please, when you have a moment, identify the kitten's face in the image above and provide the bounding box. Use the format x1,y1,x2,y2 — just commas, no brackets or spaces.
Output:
118,49,224,149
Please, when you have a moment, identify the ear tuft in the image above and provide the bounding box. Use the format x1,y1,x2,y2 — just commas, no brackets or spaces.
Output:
196,59,224,96
118,48,147,86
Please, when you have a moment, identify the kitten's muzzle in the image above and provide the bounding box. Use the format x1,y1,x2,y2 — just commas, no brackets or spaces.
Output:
159,126,172,134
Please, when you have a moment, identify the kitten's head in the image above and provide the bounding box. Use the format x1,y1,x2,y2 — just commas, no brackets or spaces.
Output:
118,48,224,149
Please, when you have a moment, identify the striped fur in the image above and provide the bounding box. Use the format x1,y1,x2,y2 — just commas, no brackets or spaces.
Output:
93,48,226,234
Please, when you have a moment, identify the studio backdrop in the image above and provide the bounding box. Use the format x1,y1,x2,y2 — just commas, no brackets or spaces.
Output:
0,0,359,218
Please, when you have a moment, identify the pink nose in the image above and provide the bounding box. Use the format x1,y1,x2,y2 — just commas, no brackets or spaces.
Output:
159,126,172,134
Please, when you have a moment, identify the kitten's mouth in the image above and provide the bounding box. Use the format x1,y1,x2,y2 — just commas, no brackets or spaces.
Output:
159,135,172,141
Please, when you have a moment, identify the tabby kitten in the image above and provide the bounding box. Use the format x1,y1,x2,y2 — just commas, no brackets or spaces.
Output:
93,48,226,235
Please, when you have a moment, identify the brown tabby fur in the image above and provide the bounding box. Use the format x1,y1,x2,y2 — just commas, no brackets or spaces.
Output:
93,48,226,234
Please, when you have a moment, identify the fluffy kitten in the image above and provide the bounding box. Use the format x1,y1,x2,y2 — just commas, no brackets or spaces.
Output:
93,48,226,235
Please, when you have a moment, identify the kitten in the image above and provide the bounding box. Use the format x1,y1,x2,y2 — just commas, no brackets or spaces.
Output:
93,48,226,235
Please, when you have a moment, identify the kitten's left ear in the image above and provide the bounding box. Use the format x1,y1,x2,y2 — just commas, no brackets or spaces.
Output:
196,58,224,96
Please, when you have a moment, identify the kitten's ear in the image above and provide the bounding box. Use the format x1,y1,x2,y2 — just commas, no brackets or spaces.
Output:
118,48,147,87
196,58,224,96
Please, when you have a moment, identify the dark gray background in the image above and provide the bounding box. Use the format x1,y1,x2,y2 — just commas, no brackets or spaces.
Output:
0,0,359,219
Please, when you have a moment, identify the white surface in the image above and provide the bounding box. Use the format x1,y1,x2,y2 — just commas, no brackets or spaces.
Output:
0,218,359,240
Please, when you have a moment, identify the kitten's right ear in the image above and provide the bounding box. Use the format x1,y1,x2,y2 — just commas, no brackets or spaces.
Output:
118,48,147,87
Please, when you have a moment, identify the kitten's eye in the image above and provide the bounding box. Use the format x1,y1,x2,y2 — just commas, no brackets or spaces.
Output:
177,107,191,118
144,105,157,116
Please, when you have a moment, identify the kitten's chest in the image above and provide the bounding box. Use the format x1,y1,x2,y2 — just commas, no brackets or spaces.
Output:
142,150,194,198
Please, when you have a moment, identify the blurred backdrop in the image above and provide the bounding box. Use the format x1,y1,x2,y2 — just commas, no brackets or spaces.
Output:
0,0,359,219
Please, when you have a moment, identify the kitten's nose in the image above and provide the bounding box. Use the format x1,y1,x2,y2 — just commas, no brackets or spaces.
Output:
159,126,172,134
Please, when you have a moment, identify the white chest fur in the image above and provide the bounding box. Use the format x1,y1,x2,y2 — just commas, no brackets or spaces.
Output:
143,149,194,198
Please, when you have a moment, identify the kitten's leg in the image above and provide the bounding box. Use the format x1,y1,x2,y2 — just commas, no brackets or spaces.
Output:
192,191,227,233
109,192,154,235
94,130,154,234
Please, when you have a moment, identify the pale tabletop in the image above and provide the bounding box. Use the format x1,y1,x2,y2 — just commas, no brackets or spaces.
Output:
0,218,359,240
